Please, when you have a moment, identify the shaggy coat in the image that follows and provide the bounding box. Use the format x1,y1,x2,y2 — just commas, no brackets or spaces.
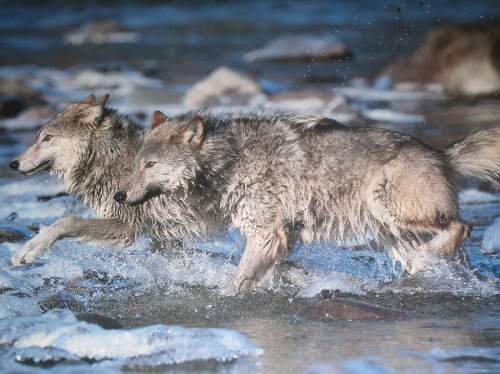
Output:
117,111,500,291
10,95,220,267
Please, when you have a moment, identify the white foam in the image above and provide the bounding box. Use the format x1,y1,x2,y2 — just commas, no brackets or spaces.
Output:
298,271,369,298
0,174,63,195
0,294,41,319
0,309,263,368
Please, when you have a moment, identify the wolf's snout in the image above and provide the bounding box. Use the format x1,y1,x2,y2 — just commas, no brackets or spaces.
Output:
9,160,20,171
114,191,127,203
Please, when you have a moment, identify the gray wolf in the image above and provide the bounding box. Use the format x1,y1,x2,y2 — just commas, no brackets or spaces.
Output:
9,95,219,267
116,111,500,291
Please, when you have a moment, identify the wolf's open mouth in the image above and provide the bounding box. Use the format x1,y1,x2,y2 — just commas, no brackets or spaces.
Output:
21,160,52,176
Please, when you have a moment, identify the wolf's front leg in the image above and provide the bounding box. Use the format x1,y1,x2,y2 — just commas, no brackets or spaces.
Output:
234,226,289,292
10,217,135,266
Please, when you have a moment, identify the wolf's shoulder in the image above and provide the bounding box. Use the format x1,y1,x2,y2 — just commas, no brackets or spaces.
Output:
216,113,347,133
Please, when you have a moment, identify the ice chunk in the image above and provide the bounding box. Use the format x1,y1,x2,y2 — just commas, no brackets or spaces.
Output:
0,310,263,369
482,218,500,254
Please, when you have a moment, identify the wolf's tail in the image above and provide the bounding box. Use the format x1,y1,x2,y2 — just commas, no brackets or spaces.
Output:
443,127,500,183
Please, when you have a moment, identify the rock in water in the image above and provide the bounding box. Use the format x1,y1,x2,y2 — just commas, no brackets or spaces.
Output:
76,313,123,330
184,66,265,108
0,77,44,118
297,298,407,321
0,224,33,243
244,35,351,63
267,90,362,124
378,23,500,96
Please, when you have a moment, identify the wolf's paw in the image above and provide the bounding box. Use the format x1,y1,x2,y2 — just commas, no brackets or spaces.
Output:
10,237,51,267
235,277,258,293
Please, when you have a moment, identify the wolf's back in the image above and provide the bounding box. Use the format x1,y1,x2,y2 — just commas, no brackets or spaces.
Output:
443,127,500,183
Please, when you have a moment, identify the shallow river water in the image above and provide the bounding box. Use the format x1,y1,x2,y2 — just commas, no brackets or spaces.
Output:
1,1,499,373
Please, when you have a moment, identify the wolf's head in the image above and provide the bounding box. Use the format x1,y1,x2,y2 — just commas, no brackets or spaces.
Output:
10,94,110,178
115,111,205,206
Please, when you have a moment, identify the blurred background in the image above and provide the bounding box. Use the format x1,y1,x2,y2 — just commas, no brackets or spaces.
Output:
1,0,499,142
0,0,497,81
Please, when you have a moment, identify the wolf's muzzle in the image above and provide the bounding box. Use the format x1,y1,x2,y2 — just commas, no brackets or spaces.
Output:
113,191,127,203
9,160,20,171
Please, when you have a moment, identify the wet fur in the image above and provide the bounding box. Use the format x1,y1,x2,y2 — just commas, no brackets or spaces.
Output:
10,97,221,266
120,113,500,291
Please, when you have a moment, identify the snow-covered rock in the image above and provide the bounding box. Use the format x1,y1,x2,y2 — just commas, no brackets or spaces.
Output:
184,66,265,109
244,35,351,63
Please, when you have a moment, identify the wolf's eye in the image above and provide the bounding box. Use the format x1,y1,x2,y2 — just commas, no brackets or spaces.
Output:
42,135,53,142
145,161,156,169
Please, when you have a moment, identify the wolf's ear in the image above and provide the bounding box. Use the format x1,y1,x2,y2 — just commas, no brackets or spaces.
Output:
78,94,109,124
181,116,204,150
81,94,96,104
95,94,109,106
151,111,169,129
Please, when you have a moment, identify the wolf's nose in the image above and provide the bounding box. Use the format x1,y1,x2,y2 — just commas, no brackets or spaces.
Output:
9,160,20,171
114,191,127,203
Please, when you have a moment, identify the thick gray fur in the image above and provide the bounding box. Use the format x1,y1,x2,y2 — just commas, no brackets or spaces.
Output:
10,95,217,267
9,95,500,293
118,112,500,291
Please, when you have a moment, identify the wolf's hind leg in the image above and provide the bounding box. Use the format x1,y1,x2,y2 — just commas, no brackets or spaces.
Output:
411,220,472,256
10,217,135,267
234,226,288,292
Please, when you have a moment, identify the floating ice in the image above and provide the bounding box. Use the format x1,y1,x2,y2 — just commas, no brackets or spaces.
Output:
0,309,263,370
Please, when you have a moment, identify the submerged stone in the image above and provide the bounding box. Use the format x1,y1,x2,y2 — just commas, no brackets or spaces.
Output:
297,298,407,321
76,313,123,330
0,77,44,118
